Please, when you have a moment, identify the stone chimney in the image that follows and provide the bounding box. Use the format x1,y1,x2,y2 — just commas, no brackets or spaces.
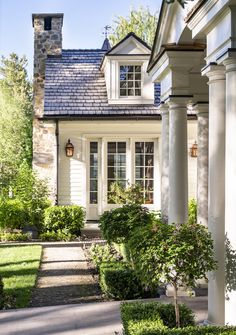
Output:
32,13,63,117
32,14,63,203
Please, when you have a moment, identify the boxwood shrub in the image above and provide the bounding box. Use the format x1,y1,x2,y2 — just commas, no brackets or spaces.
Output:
99,262,142,300
0,199,28,230
43,205,85,236
123,326,236,335
121,302,195,335
121,302,236,335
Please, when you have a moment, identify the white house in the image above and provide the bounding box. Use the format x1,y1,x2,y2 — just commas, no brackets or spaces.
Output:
148,0,236,326
32,13,198,222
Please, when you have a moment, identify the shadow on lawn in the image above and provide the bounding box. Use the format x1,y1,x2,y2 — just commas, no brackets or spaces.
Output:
0,268,39,278
1,259,41,267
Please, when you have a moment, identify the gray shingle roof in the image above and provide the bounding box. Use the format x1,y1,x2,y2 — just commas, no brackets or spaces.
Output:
44,49,160,118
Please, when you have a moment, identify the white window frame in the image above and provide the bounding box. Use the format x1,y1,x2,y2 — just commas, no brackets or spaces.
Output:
119,64,142,98
118,61,143,100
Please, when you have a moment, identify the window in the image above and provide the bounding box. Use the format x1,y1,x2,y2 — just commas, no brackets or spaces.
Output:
135,142,154,204
107,142,126,203
90,142,98,204
120,65,141,97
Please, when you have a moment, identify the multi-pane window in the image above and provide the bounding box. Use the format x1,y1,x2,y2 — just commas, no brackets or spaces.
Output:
135,142,154,204
107,142,126,203
90,142,98,204
120,65,141,97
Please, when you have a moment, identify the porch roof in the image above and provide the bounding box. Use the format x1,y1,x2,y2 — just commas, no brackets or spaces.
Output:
43,49,160,118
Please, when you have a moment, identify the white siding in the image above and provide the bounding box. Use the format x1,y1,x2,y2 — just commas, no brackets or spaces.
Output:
57,120,197,214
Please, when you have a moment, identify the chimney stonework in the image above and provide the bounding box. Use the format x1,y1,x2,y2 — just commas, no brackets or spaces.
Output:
32,14,63,202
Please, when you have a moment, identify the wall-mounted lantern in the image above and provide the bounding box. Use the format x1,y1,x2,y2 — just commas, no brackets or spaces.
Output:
190,141,198,158
65,139,74,157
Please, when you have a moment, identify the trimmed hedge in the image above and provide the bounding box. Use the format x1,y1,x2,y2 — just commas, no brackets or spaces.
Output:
123,327,236,335
121,302,236,335
121,302,195,335
43,205,85,236
99,262,142,300
0,199,28,230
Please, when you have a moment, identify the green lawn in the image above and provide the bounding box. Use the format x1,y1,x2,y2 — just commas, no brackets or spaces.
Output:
0,245,42,309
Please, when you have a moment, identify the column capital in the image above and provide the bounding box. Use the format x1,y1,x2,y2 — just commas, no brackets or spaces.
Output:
193,102,209,117
223,56,236,73
158,102,169,116
202,63,225,82
167,95,193,109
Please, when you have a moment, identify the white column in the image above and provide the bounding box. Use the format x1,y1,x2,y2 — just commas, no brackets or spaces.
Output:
196,103,209,226
160,103,169,221
224,57,236,325
168,98,188,224
203,65,225,325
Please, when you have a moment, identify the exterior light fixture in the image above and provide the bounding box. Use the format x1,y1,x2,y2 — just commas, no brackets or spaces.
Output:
190,141,198,158
65,139,74,157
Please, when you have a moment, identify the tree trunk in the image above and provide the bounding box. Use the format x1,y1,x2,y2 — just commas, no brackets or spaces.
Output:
173,282,180,327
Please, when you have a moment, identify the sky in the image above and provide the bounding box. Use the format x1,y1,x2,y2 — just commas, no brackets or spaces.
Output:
0,0,162,78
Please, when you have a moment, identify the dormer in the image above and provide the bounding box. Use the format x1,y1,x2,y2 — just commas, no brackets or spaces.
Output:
100,33,154,105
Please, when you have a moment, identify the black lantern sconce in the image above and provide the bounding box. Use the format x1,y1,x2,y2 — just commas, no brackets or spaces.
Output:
190,141,198,158
65,139,74,157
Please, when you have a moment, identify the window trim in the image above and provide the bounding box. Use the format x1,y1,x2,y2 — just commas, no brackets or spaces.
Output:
118,62,143,100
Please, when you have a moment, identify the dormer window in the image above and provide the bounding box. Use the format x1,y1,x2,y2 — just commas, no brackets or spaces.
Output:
120,65,141,97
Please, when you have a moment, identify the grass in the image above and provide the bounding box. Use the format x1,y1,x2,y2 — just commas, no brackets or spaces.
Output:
0,244,42,309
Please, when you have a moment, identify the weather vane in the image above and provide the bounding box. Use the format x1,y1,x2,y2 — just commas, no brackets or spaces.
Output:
103,25,111,38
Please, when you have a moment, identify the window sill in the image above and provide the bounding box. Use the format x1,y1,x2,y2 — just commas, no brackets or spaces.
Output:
108,98,154,105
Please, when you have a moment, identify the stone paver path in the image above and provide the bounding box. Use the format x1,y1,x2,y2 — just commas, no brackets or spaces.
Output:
30,245,102,307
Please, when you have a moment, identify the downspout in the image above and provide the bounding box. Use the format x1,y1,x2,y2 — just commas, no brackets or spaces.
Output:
55,119,59,205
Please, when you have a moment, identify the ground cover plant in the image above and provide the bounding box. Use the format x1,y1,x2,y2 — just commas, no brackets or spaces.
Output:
0,245,42,309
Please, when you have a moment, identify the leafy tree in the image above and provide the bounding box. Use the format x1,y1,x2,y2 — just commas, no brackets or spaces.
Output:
0,54,33,195
109,6,158,47
13,161,50,229
128,220,217,327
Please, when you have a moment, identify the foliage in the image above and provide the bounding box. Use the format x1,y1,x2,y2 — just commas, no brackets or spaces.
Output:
121,302,195,335
0,232,31,242
0,275,4,309
99,204,151,244
12,161,50,230
128,220,217,327
0,245,42,309
189,198,197,224
109,6,158,47
122,322,236,335
43,205,85,236
0,198,28,230
39,230,76,241
108,181,144,205
89,244,121,268
99,261,142,300
0,54,33,195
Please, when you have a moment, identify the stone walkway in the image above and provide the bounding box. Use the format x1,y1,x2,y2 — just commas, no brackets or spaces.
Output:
30,244,102,307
